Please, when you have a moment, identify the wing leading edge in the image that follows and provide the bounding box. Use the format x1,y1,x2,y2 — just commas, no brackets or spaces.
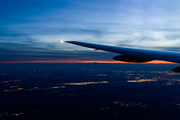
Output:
64,41,180,72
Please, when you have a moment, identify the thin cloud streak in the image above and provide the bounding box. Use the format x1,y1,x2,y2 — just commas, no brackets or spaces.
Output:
1,0,180,62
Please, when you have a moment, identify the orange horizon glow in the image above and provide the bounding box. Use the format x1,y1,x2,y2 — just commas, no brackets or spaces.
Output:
0,60,177,64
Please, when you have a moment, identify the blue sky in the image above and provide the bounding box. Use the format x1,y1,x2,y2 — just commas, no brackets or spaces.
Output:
1,0,180,62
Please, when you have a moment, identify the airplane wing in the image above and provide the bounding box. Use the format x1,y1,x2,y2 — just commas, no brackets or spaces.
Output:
63,41,180,72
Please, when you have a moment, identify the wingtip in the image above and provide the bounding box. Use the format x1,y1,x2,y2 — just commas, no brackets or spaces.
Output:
60,40,74,43
60,40,77,44
60,40,69,43
63,41,76,43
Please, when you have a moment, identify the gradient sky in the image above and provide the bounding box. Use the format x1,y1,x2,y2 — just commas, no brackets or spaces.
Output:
1,0,180,63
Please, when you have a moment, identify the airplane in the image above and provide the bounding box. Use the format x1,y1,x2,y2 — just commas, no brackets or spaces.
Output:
61,40,180,73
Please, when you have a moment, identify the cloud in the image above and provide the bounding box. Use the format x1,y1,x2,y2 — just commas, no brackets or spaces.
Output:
1,0,180,62
0,37,118,62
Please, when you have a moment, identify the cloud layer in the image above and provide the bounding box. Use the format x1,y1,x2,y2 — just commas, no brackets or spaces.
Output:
1,0,180,62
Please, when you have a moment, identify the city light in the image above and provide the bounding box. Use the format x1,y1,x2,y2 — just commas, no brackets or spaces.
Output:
127,79,156,83
63,81,108,85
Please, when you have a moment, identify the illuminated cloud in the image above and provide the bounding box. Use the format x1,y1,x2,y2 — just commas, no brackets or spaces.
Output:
1,0,180,62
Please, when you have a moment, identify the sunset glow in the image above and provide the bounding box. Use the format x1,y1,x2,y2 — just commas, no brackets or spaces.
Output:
1,60,177,64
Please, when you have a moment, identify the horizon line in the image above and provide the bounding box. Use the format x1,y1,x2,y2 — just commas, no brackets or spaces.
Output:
0,60,177,64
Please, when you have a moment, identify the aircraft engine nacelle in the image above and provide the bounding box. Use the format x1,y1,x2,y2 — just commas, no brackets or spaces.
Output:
113,55,153,63
172,66,180,73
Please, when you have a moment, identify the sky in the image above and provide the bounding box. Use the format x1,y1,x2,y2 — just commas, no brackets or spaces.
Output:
1,0,180,63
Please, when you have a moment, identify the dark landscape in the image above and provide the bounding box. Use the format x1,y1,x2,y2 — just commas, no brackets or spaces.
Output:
0,63,180,120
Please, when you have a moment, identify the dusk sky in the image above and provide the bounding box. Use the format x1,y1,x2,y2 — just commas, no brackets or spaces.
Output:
1,0,180,63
